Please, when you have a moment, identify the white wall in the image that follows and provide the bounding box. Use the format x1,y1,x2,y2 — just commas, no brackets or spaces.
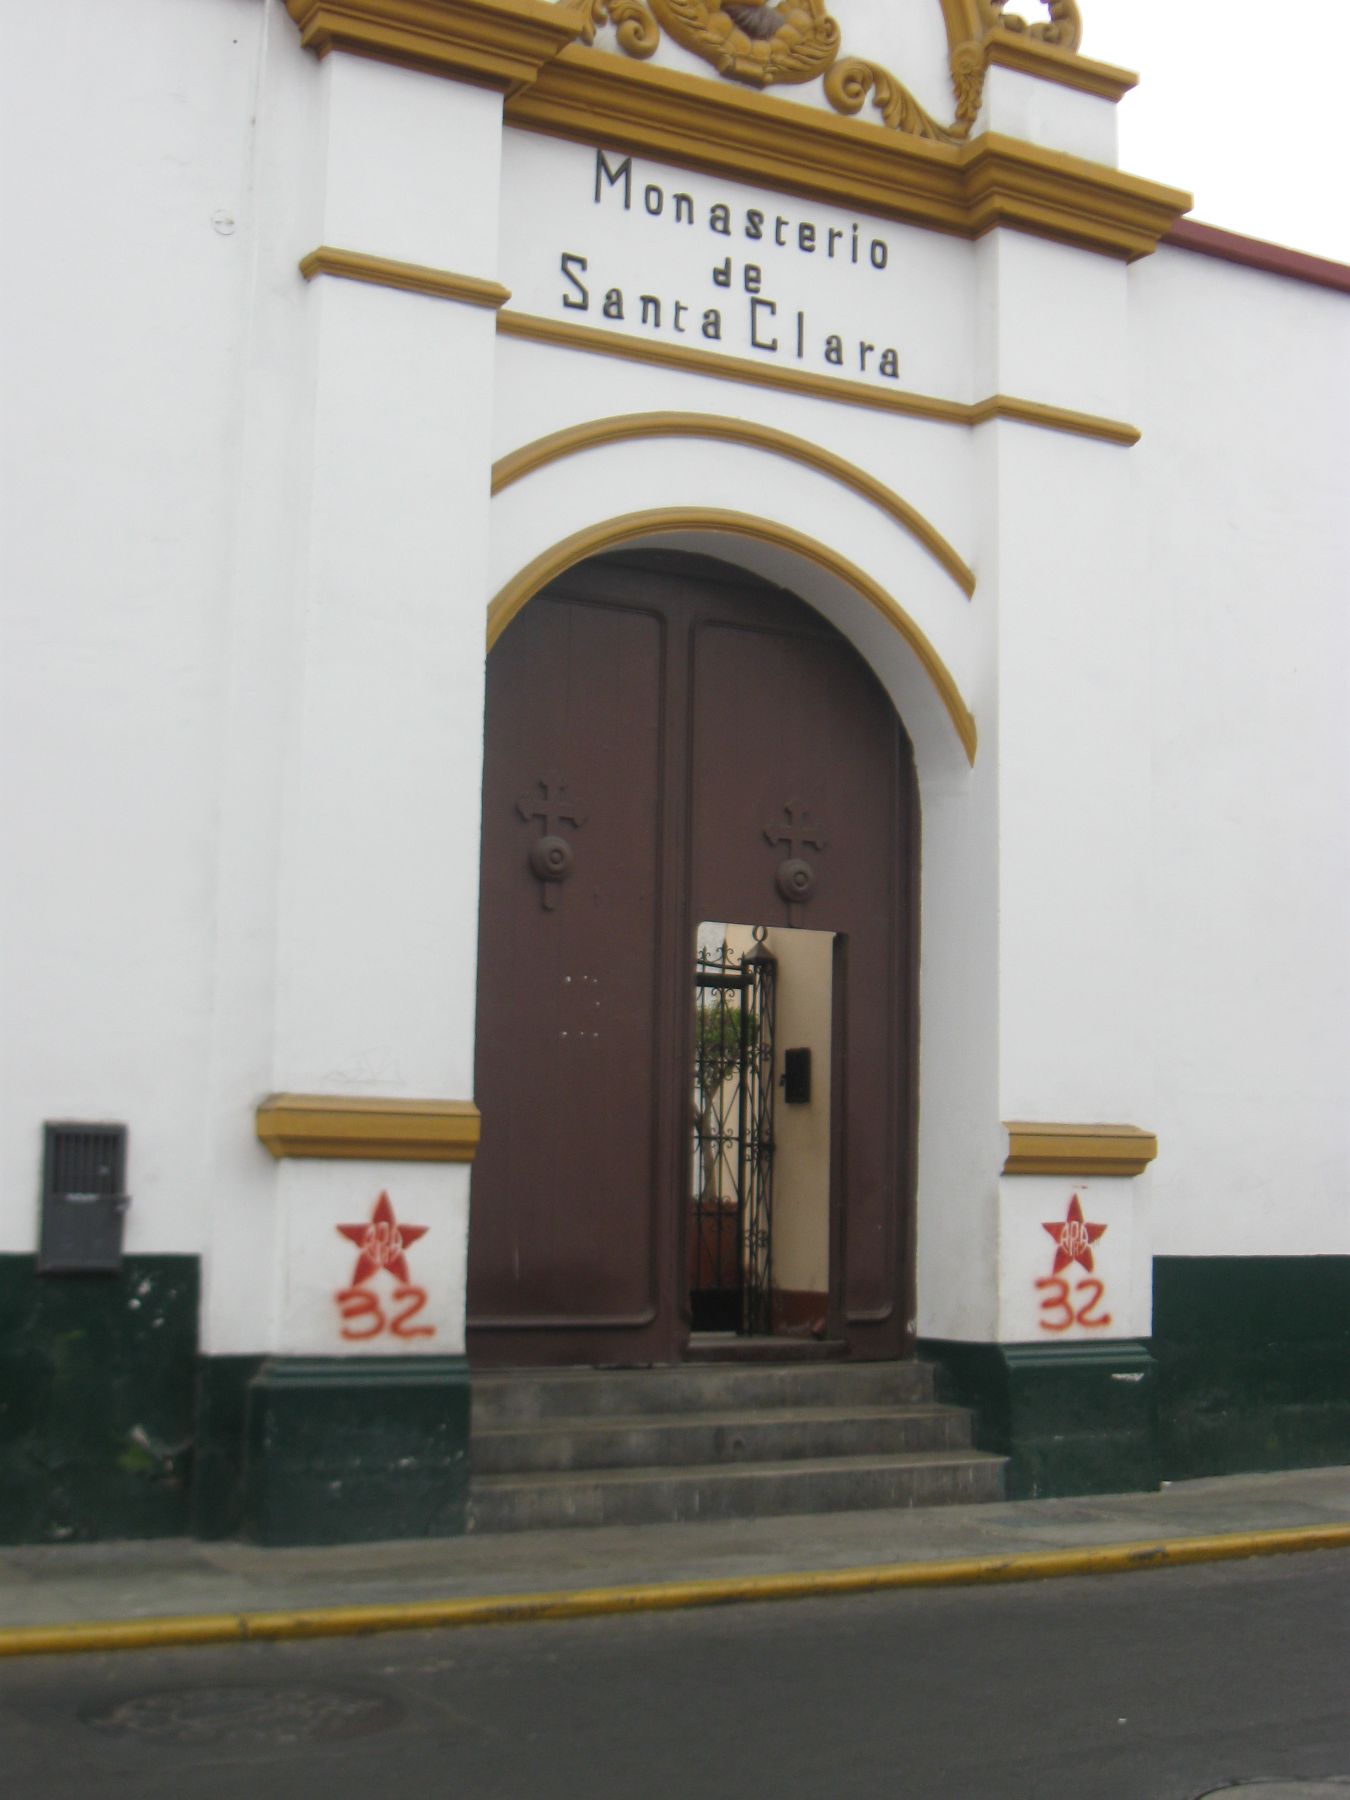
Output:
1132,245,1350,1256
0,0,271,1255
5,0,1345,1373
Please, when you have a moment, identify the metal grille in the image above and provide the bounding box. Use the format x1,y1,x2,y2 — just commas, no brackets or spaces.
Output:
690,933,777,1334
38,1122,130,1274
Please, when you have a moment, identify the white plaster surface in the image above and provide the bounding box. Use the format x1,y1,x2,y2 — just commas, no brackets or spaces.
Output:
998,1177,1152,1341
1130,245,1350,1258
3,0,1347,1368
276,1161,469,1357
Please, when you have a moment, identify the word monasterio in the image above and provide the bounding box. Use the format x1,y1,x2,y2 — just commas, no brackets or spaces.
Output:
558,151,902,379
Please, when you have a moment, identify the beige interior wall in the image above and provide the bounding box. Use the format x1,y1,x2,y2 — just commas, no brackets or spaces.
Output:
725,924,834,1296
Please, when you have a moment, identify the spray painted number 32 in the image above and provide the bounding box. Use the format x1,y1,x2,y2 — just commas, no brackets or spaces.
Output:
1035,1276,1112,1333
335,1286,435,1340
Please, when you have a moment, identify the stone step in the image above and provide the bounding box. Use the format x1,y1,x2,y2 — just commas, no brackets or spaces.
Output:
473,1403,974,1475
471,1360,935,1428
467,1448,1007,1534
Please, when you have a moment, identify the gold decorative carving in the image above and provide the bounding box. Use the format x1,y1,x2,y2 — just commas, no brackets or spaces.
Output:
823,58,959,143
580,0,1101,140
645,0,840,90
982,0,1082,53
583,0,960,140
580,0,660,60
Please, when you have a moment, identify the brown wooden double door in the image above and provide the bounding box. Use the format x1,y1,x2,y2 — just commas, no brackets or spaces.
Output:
467,553,917,1367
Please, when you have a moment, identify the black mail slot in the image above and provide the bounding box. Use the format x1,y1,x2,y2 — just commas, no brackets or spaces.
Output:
782,1048,812,1105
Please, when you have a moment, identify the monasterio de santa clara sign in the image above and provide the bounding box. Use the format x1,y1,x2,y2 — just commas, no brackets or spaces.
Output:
504,142,913,385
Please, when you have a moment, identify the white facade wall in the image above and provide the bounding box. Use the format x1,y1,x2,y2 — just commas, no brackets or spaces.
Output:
2,0,1346,1369
1131,245,1350,1258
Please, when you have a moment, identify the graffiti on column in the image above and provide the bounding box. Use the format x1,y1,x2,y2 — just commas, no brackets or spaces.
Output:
1035,1193,1112,1332
334,1190,436,1341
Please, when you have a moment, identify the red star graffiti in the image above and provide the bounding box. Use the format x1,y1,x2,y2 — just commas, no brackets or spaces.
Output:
1042,1193,1107,1275
337,1191,428,1286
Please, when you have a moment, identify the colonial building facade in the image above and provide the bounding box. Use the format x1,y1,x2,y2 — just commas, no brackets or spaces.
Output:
2,0,1347,1544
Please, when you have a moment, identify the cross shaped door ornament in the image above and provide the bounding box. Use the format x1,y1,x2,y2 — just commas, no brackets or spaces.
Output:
764,799,827,906
517,774,588,910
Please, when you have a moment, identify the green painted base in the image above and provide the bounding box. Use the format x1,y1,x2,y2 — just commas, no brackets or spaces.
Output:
1153,1256,1350,1480
242,1357,471,1547
0,1255,199,1545
191,1355,266,1541
920,1339,1159,1500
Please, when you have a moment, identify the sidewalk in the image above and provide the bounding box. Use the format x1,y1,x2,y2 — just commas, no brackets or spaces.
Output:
1,1465,1346,1653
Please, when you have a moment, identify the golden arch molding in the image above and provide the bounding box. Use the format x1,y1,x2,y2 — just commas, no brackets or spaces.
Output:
487,506,979,764
492,413,978,598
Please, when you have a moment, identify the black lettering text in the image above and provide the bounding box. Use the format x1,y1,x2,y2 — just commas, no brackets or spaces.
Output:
560,252,589,311
750,296,779,352
595,149,633,209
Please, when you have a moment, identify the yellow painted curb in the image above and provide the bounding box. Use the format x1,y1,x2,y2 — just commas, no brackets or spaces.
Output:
1,1523,1347,1660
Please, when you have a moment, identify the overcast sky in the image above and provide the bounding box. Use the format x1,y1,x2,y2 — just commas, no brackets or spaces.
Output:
1076,0,1348,263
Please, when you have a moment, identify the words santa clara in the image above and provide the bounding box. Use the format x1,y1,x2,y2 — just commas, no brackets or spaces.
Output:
558,150,903,380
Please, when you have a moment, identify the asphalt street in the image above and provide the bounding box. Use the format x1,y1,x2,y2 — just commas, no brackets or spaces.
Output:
0,1551,1345,1800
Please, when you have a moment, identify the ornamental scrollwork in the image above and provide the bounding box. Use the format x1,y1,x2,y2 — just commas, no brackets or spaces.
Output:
580,0,1088,141
651,0,841,91
979,0,1083,53
580,0,661,60
823,58,962,144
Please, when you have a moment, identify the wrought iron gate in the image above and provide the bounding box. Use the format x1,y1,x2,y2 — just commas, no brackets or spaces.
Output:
690,931,777,1334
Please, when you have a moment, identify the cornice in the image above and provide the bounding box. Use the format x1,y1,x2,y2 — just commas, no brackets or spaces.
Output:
300,245,512,307
284,0,586,92
283,4,1187,260
256,1095,483,1162
1164,219,1350,297
982,31,1136,103
505,48,1189,261
1003,1121,1158,1178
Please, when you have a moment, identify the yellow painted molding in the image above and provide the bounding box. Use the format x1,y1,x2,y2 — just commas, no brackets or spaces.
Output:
968,392,1138,447
496,310,1140,447
299,246,511,309
284,0,586,92
506,49,1189,261
488,506,978,764
1002,1122,1158,1178
491,413,978,598
982,32,1137,102
256,1095,482,1163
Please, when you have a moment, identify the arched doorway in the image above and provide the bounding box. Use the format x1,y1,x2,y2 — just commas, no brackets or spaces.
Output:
467,550,918,1366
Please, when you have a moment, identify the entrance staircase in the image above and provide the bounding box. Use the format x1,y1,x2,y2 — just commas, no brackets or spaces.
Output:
467,1359,1005,1533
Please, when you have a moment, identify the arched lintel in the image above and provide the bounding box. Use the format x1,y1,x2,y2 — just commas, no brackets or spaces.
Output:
487,507,978,766
492,413,977,601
